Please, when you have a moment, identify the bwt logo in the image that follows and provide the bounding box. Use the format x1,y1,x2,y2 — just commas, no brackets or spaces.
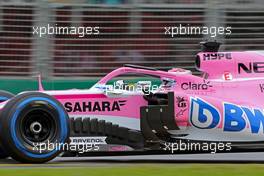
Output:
190,98,220,129
190,98,264,133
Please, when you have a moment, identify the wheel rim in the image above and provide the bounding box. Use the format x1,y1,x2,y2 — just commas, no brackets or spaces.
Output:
20,109,57,146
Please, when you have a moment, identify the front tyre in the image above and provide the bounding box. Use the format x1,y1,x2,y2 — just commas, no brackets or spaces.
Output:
0,146,8,159
0,92,70,163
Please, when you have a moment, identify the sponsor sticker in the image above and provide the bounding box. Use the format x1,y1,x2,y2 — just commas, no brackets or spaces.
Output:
176,96,188,117
70,137,107,145
64,100,127,113
238,62,264,74
190,97,264,133
223,72,233,81
181,80,212,90
203,53,232,61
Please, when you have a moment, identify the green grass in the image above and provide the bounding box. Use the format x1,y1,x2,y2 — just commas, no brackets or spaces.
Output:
0,164,264,176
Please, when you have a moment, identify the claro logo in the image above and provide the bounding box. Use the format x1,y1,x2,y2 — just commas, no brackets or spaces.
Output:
64,100,126,112
238,62,264,74
181,80,212,90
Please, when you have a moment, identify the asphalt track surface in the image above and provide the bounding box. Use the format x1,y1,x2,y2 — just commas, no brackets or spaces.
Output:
1,152,264,168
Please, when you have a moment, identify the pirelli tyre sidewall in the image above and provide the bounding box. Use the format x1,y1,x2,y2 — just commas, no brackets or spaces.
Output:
0,90,14,159
0,92,70,163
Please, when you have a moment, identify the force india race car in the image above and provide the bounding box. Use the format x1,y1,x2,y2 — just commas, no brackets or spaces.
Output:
0,41,264,163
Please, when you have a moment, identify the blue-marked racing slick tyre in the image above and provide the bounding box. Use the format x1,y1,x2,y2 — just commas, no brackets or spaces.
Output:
0,90,14,159
0,92,70,163
0,90,14,103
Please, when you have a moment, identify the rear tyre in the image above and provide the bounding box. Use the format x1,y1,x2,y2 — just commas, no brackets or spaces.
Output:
0,90,14,103
0,92,70,163
0,90,14,159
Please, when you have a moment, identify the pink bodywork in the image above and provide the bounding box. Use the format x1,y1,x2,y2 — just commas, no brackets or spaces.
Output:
1,51,264,141
53,51,264,130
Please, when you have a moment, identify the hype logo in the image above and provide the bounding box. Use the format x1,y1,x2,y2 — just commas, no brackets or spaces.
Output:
190,98,220,129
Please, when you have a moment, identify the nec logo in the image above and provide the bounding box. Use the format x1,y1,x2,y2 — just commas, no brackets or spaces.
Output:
238,62,264,74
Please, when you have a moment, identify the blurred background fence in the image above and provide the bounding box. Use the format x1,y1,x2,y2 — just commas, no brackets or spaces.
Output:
0,0,263,92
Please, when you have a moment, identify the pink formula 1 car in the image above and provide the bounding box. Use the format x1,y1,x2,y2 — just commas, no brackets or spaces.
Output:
0,41,264,163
